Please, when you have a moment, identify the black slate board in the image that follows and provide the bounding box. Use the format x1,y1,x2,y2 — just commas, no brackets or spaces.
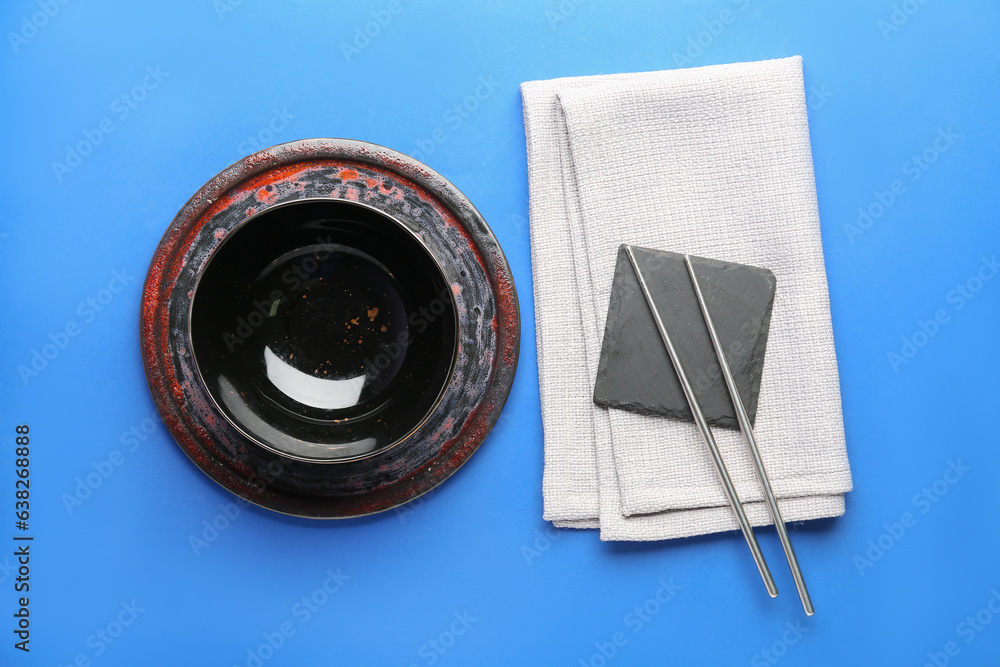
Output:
593,245,777,429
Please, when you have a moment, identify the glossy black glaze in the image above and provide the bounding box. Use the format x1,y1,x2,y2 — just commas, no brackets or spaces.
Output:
191,199,458,462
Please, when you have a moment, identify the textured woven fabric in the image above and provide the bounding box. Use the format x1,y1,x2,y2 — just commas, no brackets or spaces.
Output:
521,57,853,541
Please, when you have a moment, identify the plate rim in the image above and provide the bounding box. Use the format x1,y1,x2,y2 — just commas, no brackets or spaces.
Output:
140,138,520,518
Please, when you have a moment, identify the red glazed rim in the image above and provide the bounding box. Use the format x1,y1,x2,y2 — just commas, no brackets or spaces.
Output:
140,139,520,518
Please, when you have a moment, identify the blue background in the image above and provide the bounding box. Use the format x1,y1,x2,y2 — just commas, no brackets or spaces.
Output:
1,1,998,665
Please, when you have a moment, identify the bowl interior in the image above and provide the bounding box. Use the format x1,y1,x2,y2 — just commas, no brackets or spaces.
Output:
190,198,458,463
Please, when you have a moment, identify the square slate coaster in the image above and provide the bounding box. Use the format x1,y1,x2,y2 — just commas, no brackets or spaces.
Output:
593,245,777,429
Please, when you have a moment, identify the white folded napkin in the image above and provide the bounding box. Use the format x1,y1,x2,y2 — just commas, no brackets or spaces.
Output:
521,56,853,541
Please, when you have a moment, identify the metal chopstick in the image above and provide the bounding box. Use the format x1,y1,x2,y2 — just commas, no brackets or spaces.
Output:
684,254,814,616
624,246,778,599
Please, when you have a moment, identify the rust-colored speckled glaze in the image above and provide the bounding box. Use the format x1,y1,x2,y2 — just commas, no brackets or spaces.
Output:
140,139,519,518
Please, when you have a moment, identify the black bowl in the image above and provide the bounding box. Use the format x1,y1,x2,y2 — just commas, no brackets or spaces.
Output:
190,199,459,463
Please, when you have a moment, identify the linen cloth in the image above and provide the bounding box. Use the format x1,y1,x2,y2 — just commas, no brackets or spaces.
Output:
521,57,853,540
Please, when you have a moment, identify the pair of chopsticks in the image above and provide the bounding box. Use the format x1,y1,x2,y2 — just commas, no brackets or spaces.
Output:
624,246,813,616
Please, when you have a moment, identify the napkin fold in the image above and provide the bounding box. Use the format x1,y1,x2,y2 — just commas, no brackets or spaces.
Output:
521,57,853,541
